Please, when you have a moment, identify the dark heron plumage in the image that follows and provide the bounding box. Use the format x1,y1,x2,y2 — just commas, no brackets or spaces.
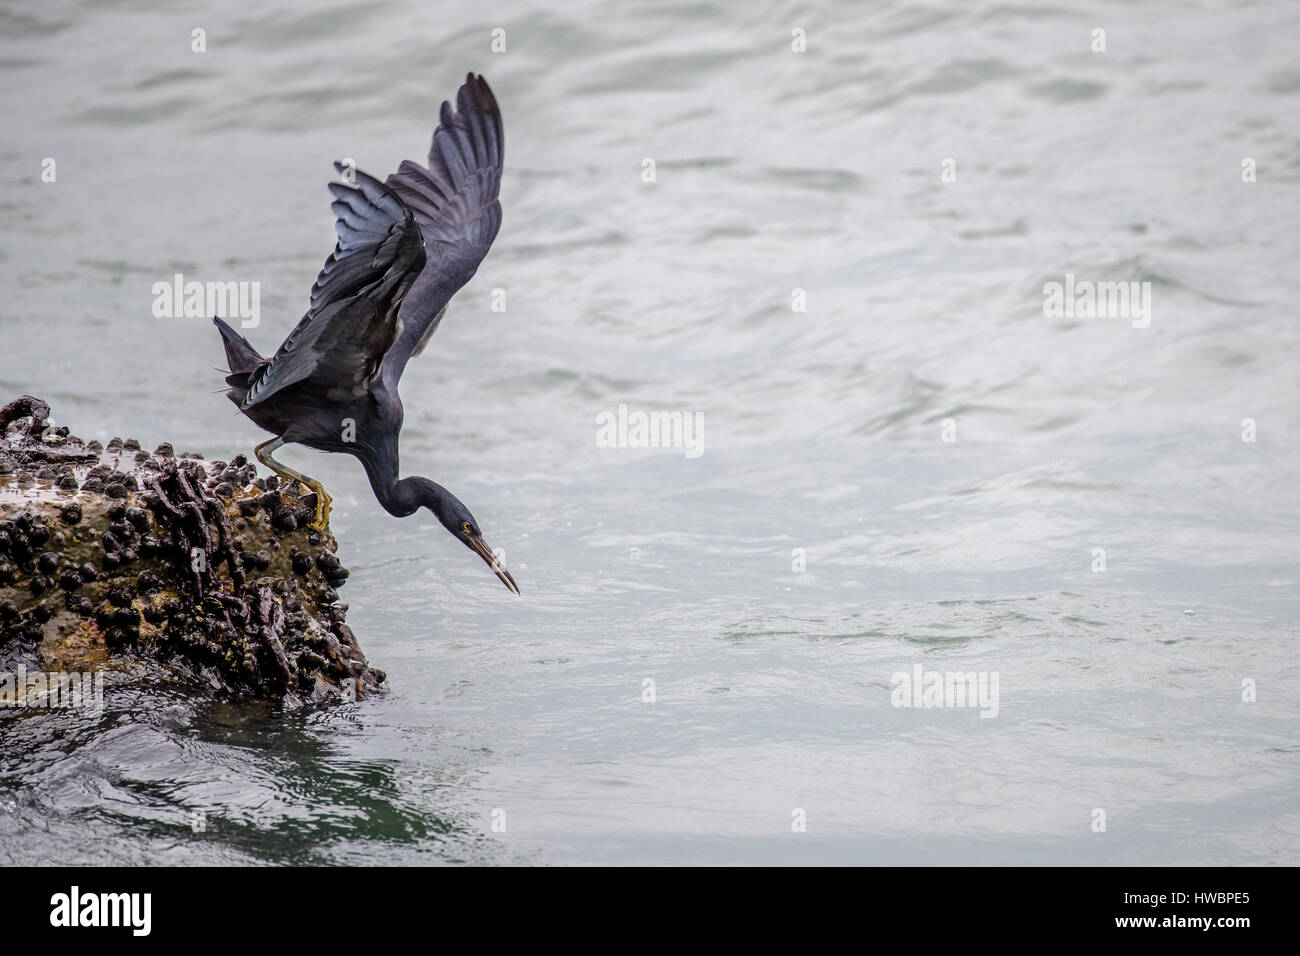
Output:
213,73,518,594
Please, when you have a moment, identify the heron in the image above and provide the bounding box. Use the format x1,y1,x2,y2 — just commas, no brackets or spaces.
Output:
213,73,518,594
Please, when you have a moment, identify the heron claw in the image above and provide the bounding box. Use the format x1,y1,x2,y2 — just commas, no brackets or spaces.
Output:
305,483,333,532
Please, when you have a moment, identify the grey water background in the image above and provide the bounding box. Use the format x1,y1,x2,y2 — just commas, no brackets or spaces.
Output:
2,0,1298,865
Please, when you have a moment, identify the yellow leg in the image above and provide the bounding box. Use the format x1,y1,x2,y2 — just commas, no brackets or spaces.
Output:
254,438,333,531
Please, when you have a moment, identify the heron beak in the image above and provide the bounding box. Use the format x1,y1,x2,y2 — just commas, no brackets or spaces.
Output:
467,535,519,595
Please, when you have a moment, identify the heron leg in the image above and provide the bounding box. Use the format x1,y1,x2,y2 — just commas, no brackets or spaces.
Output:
254,438,333,532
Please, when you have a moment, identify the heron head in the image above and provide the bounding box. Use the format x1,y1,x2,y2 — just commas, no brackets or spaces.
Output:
429,490,519,595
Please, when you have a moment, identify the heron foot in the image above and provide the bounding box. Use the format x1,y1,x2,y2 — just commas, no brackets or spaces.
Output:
254,440,333,531
304,481,333,532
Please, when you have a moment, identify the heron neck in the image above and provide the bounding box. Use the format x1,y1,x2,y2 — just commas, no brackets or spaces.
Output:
359,457,460,528
359,456,428,515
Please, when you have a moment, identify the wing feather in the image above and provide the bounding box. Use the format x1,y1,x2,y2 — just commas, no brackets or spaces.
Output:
236,73,504,408
383,73,504,374
241,169,423,408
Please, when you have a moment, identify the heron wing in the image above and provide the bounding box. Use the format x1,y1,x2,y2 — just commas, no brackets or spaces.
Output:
241,169,425,408
383,72,503,374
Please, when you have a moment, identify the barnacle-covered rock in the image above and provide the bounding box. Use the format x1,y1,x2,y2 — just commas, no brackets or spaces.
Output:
0,395,384,705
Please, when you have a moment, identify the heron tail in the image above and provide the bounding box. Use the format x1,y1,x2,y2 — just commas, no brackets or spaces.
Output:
213,316,263,373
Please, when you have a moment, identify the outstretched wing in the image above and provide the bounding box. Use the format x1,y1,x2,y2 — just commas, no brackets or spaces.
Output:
241,73,503,408
383,72,504,377
241,168,425,408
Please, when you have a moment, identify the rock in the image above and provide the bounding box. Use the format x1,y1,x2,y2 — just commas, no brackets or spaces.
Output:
0,395,384,705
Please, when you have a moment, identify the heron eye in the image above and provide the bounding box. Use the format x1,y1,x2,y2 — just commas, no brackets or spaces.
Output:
462,521,473,534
